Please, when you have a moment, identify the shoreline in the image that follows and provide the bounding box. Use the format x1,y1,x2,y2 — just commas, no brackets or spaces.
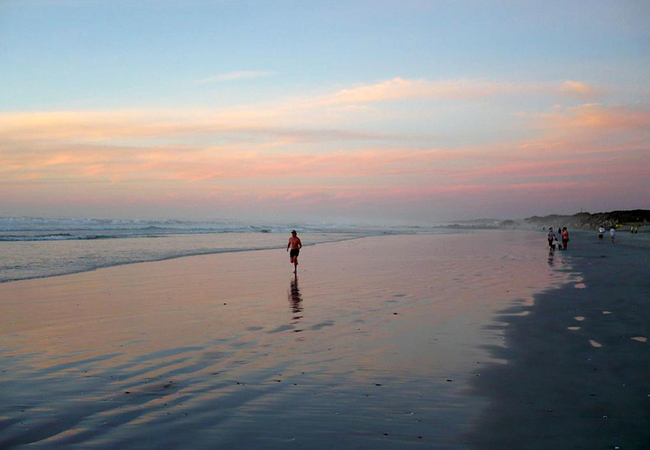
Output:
0,228,504,285
0,232,370,285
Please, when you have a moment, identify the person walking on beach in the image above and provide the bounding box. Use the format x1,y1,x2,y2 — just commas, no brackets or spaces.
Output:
610,227,616,244
598,226,605,242
287,230,302,273
561,227,569,250
547,227,557,251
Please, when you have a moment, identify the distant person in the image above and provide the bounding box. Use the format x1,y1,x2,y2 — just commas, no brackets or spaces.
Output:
561,227,569,250
547,227,557,250
287,230,303,273
610,227,616,244
598,226,605,242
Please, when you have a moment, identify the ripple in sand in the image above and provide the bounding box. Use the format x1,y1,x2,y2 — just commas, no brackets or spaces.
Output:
631,336,647,343
574,316,585,322
311,321,335,331
267,325,295,333
567,327,580,331
589,340,602,348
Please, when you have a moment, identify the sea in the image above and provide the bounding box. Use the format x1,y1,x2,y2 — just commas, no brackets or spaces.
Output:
0,217,443,284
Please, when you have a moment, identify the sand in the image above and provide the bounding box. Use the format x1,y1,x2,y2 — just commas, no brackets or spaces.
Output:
0,230,647,449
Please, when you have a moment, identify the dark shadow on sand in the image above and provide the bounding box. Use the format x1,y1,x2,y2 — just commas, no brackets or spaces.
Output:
465,232,650,449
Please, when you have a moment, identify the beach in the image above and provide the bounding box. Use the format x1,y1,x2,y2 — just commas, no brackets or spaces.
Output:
1,229,648,449
468,230,650,449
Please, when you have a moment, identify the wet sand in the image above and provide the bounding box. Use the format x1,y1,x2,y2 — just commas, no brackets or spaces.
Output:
468,230,650,449
0,230,630,449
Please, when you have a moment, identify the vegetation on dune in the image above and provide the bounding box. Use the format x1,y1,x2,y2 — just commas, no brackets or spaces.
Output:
522,209,650,230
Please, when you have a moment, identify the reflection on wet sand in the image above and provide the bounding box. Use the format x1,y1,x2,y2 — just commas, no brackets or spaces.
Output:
0,231,575,449
288,275,304,337
288,275,303,317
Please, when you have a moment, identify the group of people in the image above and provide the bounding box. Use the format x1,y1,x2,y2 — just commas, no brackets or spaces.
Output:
598,226,617,243
547,227,569,251
548,224,641,248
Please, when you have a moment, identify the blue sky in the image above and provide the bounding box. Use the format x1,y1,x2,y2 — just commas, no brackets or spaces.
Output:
3,0,647,110
1,0,649,222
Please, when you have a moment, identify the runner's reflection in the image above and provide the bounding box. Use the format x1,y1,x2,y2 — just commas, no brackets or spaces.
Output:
288,275,303,323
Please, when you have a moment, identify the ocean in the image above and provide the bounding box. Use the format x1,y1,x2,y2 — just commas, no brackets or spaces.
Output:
0,217,444,283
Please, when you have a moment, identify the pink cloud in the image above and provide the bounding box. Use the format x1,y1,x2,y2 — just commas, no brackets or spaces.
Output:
560,81,601,99
537,103,650,131
0,78,604,147
513,103,650,164
319,78,600,105
1,82,646,220
0,110,394,145
1,140,460,186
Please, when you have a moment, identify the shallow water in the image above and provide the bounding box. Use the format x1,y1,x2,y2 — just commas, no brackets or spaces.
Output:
0,217,458,283
0,231,574,449
0,231,362,283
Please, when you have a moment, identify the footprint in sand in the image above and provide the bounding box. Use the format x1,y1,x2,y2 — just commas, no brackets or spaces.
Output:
589,340,602,348
574,316,585,322
631,337,647,343
602,311,612,315
574,283,586,289
567,327,581,331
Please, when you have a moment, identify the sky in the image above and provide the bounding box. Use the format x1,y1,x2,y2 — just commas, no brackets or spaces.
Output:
1,0,649,224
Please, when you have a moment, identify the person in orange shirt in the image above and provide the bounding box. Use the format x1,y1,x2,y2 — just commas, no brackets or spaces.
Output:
561,227,569,250
287,230,303,273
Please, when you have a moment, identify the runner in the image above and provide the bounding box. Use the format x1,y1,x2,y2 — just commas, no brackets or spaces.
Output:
287,230,303,273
